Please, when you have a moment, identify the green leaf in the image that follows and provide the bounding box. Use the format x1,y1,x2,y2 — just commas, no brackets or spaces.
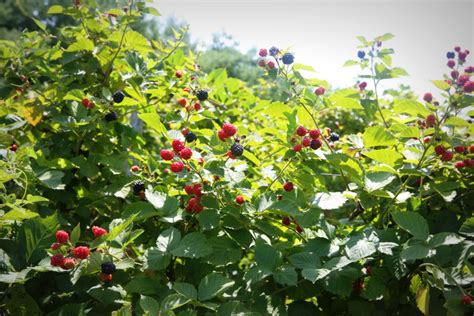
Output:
70,223,81,245
140,295,161,316
400,244,429,260
345,235,377,261
328,95,363,109
66,38,94,52
392,211,429,240
376,33,395,42
273,265,297,286
198,274,235,301
171,232,213,258
293,63,316,72
432,80,451,91
289,252,321,270
363,149,403,166
106,215,136,242
428,232,464,248
416,286,430,315
365,172,396,192
37,170,65,190
393,100,430,117
47,5,64,14
159,294,190,312
87,284,126,304
444,117,469,127
324,267,359,296
173,282,198,300
255,243,282,271
363,126,396,148
459,217,474,237
312,192,348,210
196,209,219,231
361,276,385,300
156,227,181,252
144,248,171,270
139,112,168,136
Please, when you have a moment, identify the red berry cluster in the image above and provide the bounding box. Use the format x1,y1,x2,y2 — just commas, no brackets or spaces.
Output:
92,226,108,238
434,144,474,168
174,69,204,111
81,98,95,109
256,48,276,69
160,138,194,173
290,125,324,151
443,46,474,93
461,294,472,305
50,230,85,269
218,123,237,141
184,183,203,213
50,226,108,269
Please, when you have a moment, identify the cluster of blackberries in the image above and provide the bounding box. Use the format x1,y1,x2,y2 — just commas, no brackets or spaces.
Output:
257,46,294,70
290,126,339,152
434,144,474,168
443,46,473,93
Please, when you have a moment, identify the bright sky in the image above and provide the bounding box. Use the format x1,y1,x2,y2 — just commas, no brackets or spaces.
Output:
151,0,474,97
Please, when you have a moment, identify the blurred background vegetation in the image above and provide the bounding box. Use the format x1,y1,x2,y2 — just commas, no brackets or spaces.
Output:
0,0,262,84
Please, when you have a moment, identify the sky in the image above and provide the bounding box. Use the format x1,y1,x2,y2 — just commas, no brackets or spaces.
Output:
151,0,474,97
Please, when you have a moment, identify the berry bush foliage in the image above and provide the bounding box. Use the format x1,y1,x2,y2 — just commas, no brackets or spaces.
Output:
0,2,473,315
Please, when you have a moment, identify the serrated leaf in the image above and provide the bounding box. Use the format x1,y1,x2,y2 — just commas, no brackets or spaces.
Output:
289,252,321,270
139,112,167,136
459,217,474,237
198,274,234,301
365,172,395,192
273,266,297,286
312,192,348,210
173,282,197,300
363,126,396,148
171,232,213,258
363,149,403,166
140,295,161,316
392,212,429,240
37,170,65,190
255,243,282,271
156,227,181,252
70,223,81,245
345,235,377,261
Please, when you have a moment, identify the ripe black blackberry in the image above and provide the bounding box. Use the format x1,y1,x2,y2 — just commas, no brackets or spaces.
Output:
196,89,208,101
230,143,244,157
329,132,340,142
281,53,294,65
310,139,322,150
133,181,145,194
101,262,116,274
105,112,117,122
112,91,125,103
185,132,197,142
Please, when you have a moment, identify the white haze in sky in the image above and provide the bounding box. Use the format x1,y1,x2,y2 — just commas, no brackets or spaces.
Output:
151,0,474,98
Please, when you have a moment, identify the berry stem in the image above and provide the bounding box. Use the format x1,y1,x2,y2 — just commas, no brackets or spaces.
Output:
266,158,294,192
369,48,389,129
